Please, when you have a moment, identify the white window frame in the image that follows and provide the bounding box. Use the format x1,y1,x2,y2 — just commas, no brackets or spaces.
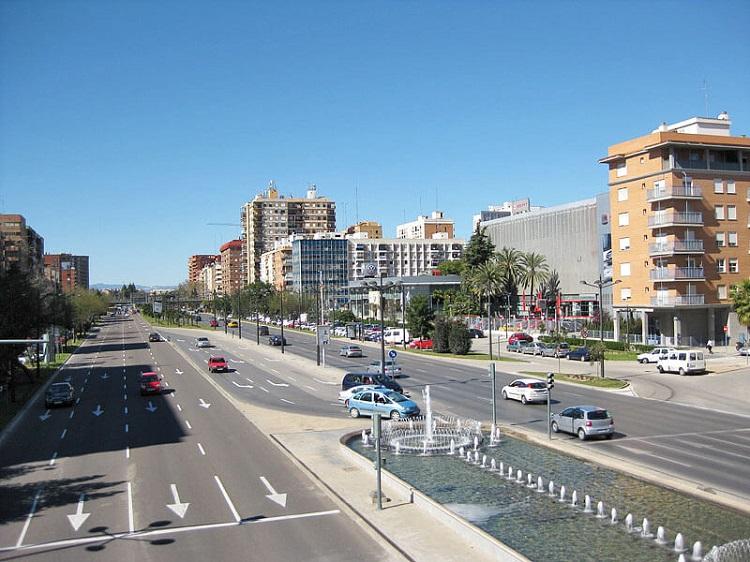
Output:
729,258,739,273
620,288,632,301
616,161,627,177
619,237,630,251
728,232,738,247
620,263,631,276
716,232,725,247
717,258,726,273
617,187,629,202
716,205,725,220
714,179,724,194
618,212,629,227
727,180,736,194
728,205,737,220
718,285,728,300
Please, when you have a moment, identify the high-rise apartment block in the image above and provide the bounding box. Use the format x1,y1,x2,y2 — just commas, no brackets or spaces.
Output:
349,238,464,280
344,221,382,239
43,254,90,292
0,214,44,276
199,257,223,298
241,182,336,284
188,255,217,285
396,211,454,239
220,240,243,295
260,243,292,290
601,112,749,344
291,235,349,309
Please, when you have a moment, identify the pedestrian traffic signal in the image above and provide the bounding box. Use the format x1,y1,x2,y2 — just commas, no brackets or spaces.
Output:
547,372,554,389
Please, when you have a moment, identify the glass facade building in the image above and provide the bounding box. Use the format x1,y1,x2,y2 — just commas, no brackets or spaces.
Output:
291,238,349,309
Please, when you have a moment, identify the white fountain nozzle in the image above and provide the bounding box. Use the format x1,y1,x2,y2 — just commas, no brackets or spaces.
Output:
674,532,686,552
691,541,703,560
656,526,667,544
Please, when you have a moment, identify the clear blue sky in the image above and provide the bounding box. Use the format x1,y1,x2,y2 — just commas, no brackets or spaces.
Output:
2,1,749,286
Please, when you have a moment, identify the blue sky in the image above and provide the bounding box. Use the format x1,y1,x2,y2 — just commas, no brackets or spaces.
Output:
2,1,749,286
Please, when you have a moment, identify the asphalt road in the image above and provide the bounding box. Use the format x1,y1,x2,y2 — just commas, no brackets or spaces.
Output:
181,322,750,503
0,316,392,561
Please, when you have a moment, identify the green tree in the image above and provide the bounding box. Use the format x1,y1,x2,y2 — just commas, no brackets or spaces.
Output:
433,317,451,353
495,246,524,307
463,226,495,268
730,279,750,329
519,252,550,314
448,321,471,354
405,295,434,339
436,259,465,276
330,309,356,324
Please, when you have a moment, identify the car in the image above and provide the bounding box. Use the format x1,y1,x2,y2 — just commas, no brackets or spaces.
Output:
339,345,363,358
467,328,485,338
345,388,420,420
409,338,433,350
341,372,404,395
521,342,549,356
636,347,675,364
740,347,750,356
338,384,386,402
209,319,218,328
269,335,287,346
508,332,534,345
541,342,570,358
148,332,162,342
227,320,239,328
45,382,74,408
196,337,211,348
208,356,228,372
139,372,163,395
550,405,614,440
501,378,549,404
567,346,591,361
367,360,402,378
657,350,706,375
258,325,269,336
506,341,525,353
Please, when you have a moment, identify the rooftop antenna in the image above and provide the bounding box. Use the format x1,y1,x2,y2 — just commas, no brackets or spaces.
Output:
701,79,710,116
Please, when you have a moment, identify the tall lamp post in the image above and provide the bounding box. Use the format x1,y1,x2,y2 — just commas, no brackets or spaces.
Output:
362,274,399,379
581,274,620,378
280,287,285,354
487,286,493,360
236,290,242,339
400,284,407,350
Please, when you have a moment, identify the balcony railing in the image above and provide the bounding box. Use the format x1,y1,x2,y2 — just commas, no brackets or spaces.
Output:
649,267,705,281
651,294,705,307
646,184,703,201
648,239,705,256
648,212,703,227
675,159,707,170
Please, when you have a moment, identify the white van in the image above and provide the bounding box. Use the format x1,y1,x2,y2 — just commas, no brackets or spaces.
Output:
657,350,706,375
383,328,410,345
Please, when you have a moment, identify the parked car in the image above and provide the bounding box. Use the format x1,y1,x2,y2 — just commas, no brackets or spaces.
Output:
541,342,570,358
383,328,410,345
501,378,548,405
567,346,591,361
637,347,675,364
338,384,385,402
367,360,402,378
45,382,74,408
508,332,534,345
345,389,420,420
148,332,162,342
195,337,211,348
227,320,239,328
506,341,525,353
467,328,485,338
269,335,287,346
522,342,549,356
341,372,404,395
339,345,364,358
550,405,614,440
209,319,219,328
139,372,163,396
657,350,706,375
409,338,433,350
208,356,228,372
740,347,750,357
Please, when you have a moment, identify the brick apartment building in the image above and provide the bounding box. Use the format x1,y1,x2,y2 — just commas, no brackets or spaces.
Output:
44,254,90,292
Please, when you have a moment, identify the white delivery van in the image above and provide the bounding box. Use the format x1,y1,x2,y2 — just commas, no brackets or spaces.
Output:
657,350,706,375
383,328,410,345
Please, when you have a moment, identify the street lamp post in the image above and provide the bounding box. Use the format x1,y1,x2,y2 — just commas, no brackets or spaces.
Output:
362,274,399,379
505,293,510,341
236,290,242,340
487,286,493,360
581,274,621,378
400,284,407,350
280,287,285,354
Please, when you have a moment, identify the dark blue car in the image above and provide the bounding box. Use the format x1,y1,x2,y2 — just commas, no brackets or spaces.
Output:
567,346,591,361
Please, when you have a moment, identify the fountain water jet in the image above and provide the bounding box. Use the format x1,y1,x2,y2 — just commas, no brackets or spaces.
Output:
481,454,487,468
625,513,634,533
559,485,566,503
656,526,667,545
691,541,702,561
641,518,652,538
490,458,496,471
361,430,369,446
674,533,686,552
516,469,523,483
611,508,618,524
548,481,555,497
596,501,605,518
473,451,479,464
473,435,479,451
507,466,514,480
571,490,578,507
448,439,455,455
537,476,544,492
527,474,534,488
395,442,401,455
583,495,593,513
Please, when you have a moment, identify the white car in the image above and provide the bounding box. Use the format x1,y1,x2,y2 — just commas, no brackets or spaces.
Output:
636,347,675,364
501,378,549,405
195,337,211,348
338,384,385,402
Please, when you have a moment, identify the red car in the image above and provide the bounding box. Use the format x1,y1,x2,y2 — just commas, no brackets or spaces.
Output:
508,332,534,345
208,356,228,373
409,338,433,350
209,319,219,328
139,372,162,396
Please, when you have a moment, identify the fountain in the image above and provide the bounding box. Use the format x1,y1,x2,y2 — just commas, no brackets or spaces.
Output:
656,526,667,545
481,454,487,468
507,466,513,480
548,481,554,497
570,490,578,507
583,495,592,513
473,451,479,464
361,430,369,446
499,461,504,474
516,469,523,483
473,435,479,452
625,513,634,533
611,508,618,524
678,555,686,562
559,485,566,503
536,476,544,492
395,442,401,455
596,501,605,519
526,474,534,488
459,446,465,458
448,439,455,455
466,450,472,462
691,541,702,560
675,533,687,553
490,458,496,471
640,518,652,538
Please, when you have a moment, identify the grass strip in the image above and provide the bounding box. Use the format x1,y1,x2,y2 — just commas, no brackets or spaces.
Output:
519,371,629,389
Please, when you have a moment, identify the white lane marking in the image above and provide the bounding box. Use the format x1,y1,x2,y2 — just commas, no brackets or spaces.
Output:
266,379,289,387
476,396,492,402
305,385,317,391
185,420,192,429
124,393,128,401
231,381,253,388
49,452,58,466
124,406,128,415
615,445,692,468
214,475,240,522
246,378,254,383
288,376,297,382
198,399,211,408
123,383,127,389
313,378,337,386
75,398,80,405
125,424,129,433
259,386,269,393
176,404,182,412
126,446,130,459
60,429,67,439
279,398,295,405
15,489,42,548
270,368,281,374
80,386,85,392
197,443,206,455
127,482,134,533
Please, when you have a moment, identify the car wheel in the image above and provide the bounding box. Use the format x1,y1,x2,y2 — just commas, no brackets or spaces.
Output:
521,395,528,405
580,356,586,362
678,368,686,376
502,390,508,400
578,428,587,441
640,358,649,364
390,410,401,420
349,408,360,418
551,422,559,433
657,365,664,373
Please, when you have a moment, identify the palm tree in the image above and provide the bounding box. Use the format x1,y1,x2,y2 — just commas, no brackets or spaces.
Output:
519,252,550,316
495,247,524,299
730,279,750,330
471,260,505,357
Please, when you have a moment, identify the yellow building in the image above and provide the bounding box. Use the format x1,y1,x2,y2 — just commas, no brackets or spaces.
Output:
600,113,750,345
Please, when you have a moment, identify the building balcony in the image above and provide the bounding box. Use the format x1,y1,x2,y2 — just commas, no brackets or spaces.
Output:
649,267,705,281
650,294,705,307
646,184,702,202
648,239,705,257
648,212,703,228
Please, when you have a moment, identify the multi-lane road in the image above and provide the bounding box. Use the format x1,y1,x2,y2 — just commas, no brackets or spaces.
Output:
0,316,392,561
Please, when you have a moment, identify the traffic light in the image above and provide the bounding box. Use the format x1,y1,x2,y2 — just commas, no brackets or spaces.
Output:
547,372,555,389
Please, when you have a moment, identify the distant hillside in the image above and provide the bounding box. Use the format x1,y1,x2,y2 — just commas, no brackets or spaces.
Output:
91,283,177,292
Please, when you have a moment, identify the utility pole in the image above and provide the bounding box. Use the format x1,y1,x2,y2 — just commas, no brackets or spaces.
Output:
280,287,285,354
489,363,497,428
316,272,322,366
581,274,620,378
401,284,407,350
487,286,493,360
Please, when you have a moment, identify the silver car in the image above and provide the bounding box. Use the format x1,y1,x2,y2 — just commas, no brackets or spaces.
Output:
339,345,364,358
522,342,549,356
550,405,614,441
367,360,402,378
541,342,570,358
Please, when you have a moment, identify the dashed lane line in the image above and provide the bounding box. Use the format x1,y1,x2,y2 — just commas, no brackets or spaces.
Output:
280,398,295,405
198,443,206,455
214,475,240,523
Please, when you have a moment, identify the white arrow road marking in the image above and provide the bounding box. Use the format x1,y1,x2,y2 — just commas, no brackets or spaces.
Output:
313,378,338,386
145,401,157,413
259,476,287,508
175,369,183,375
67,494,91,531
231,381,253,388
198,399,211,409
166,484,190,518
266,379,289,387
101,373,109,379
92,405,104,417
39,410,51,422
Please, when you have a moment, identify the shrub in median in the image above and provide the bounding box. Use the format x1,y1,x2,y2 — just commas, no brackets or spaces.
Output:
448,322,471,355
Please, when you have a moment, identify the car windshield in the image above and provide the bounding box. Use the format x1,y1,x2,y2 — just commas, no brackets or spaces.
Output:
587,410,609,420
49,385,70,394
383,391,407,402
142,375,159,383
212,357,225,362
197,338,207,341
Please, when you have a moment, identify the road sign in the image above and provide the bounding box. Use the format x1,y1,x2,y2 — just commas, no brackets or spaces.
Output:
318,326,330,345
388,349,397,359
581,328,589,339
